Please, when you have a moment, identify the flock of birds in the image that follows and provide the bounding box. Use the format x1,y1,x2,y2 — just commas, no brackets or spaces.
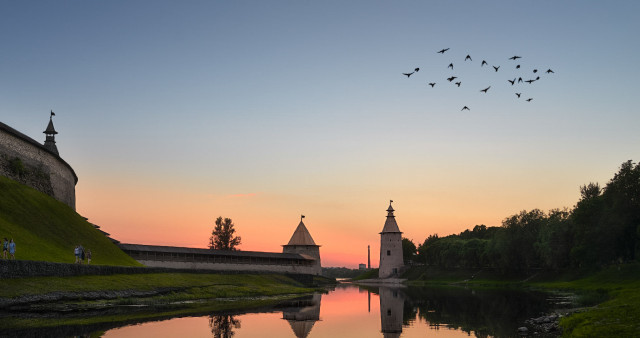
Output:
402,48,555,111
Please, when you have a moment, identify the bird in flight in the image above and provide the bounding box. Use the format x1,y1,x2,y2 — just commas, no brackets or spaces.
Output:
415,68,420,72
480,86,491,93
481,60,487,67
536,76,540,80
465,55,472,61
546,69,554,73
493,66,500,72
509,56,522,60
455,81,461,87
518,77,523,83
515,93,521,98
526,98,533,102
428,82,436,87
403,72,414,78
516,64,521,69
533,69,538,73
525,79,536,84
448,63,454,69
438,48,450,54
508,78,515,85
461,106,470,111
447,76,457,82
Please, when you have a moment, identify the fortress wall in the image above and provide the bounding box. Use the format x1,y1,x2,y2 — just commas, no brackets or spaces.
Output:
0,122,77,209
136,259,320,275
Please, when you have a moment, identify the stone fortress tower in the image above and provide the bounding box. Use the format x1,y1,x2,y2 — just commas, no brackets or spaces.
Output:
0,112,77,209
379,201,404,279
282,216,322,276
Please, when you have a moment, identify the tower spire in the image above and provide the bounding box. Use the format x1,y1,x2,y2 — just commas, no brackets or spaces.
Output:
43,111,59,155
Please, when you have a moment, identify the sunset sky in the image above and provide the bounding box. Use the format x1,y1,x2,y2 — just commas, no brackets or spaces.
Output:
1,1,639,267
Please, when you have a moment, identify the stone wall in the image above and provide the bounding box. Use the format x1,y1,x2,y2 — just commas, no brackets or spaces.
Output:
0,259,315,283
136,259,321,275
0,122,77,209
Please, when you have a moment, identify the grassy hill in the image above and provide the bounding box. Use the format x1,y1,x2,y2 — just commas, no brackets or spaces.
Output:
0,176,140,266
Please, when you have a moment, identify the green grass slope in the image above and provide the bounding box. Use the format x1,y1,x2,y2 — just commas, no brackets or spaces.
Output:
0,176,140,266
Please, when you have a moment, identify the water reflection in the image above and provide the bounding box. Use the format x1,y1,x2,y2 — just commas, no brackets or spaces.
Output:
209,315,241,338
378,287,403,337
282,294,321,338
1,283,558,337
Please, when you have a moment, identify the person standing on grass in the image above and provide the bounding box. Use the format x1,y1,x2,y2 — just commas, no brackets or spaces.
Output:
87,249,92,264
80,245,85,264
2,238,8,259
8,239,15,260
74,245,80,263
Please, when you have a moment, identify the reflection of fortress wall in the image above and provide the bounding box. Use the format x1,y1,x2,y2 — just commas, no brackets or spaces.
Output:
283,294,322,338
0,121,77,209
379,202,404,278
379,287,404,338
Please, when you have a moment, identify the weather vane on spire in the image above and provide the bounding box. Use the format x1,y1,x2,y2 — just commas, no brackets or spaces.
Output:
301,214,305,221
50,110,55,118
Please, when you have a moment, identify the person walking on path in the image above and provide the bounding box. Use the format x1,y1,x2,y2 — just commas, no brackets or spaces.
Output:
2,238,8,259
8,239,16,260
74,245,80,263
86,249,92,264
80,246,85,264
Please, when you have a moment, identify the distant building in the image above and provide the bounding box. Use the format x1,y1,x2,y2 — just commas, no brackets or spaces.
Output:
359,263,367,270
378,201,404,279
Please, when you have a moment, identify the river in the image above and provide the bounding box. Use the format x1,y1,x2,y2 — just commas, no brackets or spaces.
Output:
96,283,556,338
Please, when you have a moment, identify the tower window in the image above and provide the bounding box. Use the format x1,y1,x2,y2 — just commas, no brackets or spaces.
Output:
387,309,392,316
387,250,391,256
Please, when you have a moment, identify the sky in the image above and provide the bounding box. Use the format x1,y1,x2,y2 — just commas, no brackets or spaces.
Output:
1,1,639,268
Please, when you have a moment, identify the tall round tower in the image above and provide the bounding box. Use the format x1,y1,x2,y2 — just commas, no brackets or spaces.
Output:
379,200,403,278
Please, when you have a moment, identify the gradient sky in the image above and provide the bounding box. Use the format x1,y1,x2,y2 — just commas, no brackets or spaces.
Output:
1,1,639,268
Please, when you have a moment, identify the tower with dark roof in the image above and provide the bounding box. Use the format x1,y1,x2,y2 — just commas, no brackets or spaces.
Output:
282,216,322,275
43,111,59,155
379,201,404,278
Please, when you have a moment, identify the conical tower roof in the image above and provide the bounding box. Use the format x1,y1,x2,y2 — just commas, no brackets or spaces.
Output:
286,220,318,246
44,117,58,135
380,201,402,233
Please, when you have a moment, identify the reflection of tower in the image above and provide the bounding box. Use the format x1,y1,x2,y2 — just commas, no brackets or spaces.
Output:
379,287,404,338
368,245,371,269
282,294,322,338
379,201,404,278
282,216,322,275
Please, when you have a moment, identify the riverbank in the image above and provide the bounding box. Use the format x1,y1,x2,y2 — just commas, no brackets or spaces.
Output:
399,264,640,337
0,272,335,330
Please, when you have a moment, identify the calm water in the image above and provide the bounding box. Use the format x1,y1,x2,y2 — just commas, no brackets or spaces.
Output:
96,283,553,338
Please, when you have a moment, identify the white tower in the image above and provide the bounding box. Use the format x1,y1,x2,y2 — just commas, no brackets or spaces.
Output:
379,200,403,279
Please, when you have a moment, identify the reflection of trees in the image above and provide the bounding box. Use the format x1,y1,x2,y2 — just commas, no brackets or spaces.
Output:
208,315,241,338
402,287,550,337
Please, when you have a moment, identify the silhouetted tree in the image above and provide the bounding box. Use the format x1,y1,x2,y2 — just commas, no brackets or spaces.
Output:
209,217,242,251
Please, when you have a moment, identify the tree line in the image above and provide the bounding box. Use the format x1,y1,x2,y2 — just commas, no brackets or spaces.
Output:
403,160,640,273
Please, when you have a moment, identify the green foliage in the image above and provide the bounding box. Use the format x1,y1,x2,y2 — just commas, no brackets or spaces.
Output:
351,268,379,281
322,267,362,278
209,217,241,250
415,160,640,274
402,238,417,263
8,157,25,177
0,176,139,266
